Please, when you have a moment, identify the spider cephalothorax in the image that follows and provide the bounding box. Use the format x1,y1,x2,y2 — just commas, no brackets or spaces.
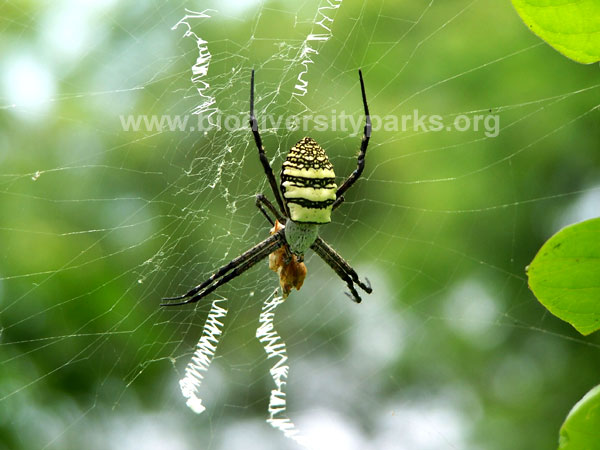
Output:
162,69,372,306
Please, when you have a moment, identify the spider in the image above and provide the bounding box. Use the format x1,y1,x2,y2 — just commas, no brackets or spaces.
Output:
161,69,372,306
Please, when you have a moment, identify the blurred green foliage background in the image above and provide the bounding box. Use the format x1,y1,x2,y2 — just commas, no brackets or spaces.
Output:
1,1,599,449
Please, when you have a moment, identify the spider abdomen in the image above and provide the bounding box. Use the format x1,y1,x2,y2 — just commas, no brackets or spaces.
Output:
281,137,337,224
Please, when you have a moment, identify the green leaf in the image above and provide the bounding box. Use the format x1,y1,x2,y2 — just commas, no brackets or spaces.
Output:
559,385,600,449
527,218,600,335
512,0,600,64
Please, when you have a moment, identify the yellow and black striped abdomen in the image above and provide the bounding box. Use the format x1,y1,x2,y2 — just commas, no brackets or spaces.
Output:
281,137,337,224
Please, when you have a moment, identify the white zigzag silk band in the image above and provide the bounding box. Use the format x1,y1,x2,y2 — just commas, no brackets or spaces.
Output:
294,0,343,97
177,293,313,448
179,298,228,414
172,9,217,117
256,293,313,449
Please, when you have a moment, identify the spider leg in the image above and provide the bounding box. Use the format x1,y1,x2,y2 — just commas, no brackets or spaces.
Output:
311,242,362,303
332,70,371,211
313,237,372,293
310,236,372,303
161,229,286,306
250,69,289,218
255,193,286,226
167,245,280,306
255,194,294,263
255,195,274,226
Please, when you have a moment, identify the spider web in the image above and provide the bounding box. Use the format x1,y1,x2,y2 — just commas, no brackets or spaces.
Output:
1,0,599,449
